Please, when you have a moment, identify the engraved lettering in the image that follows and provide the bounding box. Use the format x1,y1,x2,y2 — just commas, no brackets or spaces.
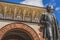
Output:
15,8,23,20
24,9,32,21
0,5,4,18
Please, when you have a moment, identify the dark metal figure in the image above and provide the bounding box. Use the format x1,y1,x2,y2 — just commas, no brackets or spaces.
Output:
40,5,58,40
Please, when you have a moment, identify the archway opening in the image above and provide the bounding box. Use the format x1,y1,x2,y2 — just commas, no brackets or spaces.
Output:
1,28,33,40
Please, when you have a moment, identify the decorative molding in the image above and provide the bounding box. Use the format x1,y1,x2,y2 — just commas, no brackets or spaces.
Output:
0,2,47,23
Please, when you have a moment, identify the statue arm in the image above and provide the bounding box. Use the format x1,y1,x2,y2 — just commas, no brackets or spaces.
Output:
40,14,49,24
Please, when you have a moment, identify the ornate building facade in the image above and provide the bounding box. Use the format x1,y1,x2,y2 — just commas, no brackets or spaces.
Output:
0,1,58,40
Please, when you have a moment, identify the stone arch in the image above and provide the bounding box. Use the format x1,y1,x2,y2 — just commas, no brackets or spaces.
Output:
0,23,40,40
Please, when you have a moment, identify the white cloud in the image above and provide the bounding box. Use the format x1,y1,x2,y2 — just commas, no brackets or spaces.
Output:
56,7,60,11
20,0,44,7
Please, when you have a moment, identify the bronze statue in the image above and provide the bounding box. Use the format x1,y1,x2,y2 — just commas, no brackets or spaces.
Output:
40,5,58,40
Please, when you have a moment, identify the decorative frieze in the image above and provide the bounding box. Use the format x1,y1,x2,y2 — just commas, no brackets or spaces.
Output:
0,2,47,23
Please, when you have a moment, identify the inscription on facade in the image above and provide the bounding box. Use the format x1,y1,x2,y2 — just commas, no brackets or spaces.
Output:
0,4,4,18
0,2,46,23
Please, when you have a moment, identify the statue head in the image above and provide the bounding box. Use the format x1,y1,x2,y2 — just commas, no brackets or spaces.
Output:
46,5,54,13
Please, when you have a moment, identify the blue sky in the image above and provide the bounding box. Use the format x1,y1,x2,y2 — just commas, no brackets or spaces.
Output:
1,0,60,27
43,0,60,26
